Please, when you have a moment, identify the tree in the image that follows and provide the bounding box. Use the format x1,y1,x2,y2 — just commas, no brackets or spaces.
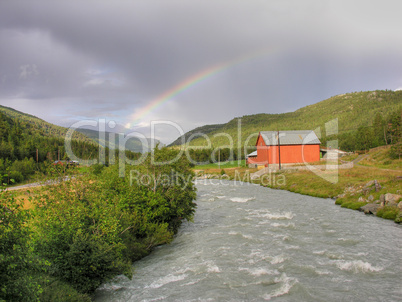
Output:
373,113,386,146
355,126,374,151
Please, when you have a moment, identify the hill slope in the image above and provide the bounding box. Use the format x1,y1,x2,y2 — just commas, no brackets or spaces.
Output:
0,105,94,143
170,90,402,149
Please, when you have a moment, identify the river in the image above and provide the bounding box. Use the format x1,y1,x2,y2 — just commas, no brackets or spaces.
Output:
95,180,402,301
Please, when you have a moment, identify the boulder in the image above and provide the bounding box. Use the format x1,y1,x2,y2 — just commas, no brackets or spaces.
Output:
359,204,381,215
385,193,402,206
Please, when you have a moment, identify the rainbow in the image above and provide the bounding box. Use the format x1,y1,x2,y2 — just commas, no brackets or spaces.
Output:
126,47,277,128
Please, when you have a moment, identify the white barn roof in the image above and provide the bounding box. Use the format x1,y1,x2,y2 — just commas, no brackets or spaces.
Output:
246,151,257,158
260,130,321,146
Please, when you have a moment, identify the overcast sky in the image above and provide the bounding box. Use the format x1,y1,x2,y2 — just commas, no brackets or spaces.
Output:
0,0,401,144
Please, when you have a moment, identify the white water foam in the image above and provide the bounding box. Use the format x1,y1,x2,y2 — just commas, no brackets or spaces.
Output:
146,274,188,289
142,296,168,302
228,231,254,240
263,273,297,300
239,267,278,277
335,260,383,273
270,255,287,264
207,265,221,273
265,212,294,220
230,197,255,203
271,222,295,228
249,209,294,220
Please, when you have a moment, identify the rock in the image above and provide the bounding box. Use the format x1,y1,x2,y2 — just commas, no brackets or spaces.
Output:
398,202,402,210
362,180,381,195
358,196,366,202
362,179,381,195
374,180,381,192
364,180,375,187
368,195,374,202
359,204,381,215
380,194,386,206
385,193,402,206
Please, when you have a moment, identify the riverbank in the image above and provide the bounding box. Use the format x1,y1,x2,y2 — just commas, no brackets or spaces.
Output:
194,147,402,223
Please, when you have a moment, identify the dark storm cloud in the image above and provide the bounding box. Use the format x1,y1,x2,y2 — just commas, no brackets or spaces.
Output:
0,0,401,143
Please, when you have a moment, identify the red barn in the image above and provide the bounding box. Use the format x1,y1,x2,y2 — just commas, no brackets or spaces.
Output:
247,130,321,167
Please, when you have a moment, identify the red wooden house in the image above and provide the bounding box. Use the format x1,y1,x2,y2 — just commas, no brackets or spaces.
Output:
247,130,321,167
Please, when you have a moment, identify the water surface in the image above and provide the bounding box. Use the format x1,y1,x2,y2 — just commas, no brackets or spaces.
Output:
95,180,402,301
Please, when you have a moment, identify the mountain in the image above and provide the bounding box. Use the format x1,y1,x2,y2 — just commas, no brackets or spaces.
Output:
0,105,94,144
169,123,225,146
169,90,402,149
75,128,160,153
0,105,103,184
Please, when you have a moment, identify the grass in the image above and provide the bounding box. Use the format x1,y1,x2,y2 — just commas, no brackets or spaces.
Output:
376,206,399,220
195,160,246,170
341,153,359,162
357,146,402,170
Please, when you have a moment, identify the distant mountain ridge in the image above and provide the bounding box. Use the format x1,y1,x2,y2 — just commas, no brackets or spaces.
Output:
169,90,402,148
75,128,160,153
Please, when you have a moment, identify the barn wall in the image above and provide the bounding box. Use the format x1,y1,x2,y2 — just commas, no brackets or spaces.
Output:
254,133,320,165
272,145,320,163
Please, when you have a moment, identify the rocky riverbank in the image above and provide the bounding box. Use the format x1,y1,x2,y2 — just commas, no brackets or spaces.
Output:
335,179,402,222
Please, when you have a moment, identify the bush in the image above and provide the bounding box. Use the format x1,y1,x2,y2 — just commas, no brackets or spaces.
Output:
90,163,105,175
0,190,42,301
32,178,132,294
38,275,91,302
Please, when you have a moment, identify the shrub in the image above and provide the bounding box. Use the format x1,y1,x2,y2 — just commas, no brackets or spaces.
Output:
0,189,42,301
32,178,132,294
38,276,91,302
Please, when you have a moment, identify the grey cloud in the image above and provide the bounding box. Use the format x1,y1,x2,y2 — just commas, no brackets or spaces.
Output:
0,0,401,144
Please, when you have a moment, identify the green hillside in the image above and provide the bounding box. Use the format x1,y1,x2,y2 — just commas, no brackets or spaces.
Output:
169,123,225,146
170,90,402,150
0,105,102,184
0,105,94,143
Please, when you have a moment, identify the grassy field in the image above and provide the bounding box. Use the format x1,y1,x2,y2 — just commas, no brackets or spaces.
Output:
195,160,247,170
